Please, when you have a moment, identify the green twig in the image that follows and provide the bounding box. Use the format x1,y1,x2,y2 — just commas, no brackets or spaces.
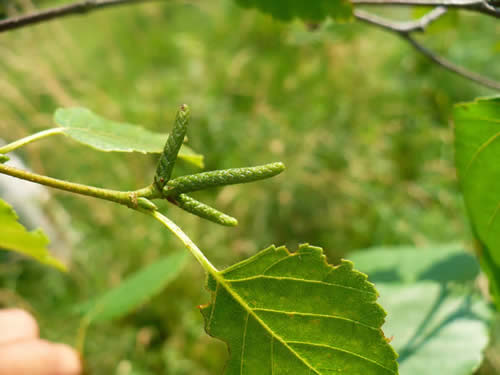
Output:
148,210,219,275
0,128,65,154
0,163,160,208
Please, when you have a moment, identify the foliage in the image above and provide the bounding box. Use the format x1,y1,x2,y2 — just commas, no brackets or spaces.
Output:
454,96,500,309
202,244,398,374
0,0,498,374
235,0,352,21
0,198,65,271
76,251,187,323
350,244,491,375
54,107,203,168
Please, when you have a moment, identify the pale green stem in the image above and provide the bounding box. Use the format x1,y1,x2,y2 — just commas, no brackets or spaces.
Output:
0,163,161,207
148,210,219,275
0,128,65,154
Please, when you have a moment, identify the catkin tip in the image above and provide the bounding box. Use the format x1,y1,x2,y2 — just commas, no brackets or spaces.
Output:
273,162,286,173
224,217,239,227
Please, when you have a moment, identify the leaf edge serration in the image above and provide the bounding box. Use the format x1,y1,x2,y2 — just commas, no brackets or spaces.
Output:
200,243,399,375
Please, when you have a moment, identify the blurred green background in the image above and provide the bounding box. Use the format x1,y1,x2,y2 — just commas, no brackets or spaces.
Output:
0,0,499,373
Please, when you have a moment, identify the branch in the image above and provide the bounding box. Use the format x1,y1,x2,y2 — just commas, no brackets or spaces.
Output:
354,9,500,90
0,163,160,208
0,0,153,33
352,0,500,18
354,6,447,32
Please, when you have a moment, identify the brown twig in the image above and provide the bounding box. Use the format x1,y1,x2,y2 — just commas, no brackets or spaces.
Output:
354,8,500,90
352,0,499,18
0,0,153,33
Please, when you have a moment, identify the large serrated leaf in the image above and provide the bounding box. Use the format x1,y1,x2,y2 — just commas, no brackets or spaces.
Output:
454,96,500,306
76,251,187,322
235,0,352,22
200,244,398,374
54,107,204,168
350,245,491,375
0,198,65,271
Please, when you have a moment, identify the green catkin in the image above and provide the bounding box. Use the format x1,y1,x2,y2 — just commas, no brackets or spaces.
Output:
163,162,285,196
154,104,190,190
175,194,238,226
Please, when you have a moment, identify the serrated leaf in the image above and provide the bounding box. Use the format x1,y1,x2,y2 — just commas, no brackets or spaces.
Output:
76,251,187,322
350,245,491,375
54,107,204,168
200,244,398,375
0,198,65,271
454,96,500,306
235,0,352,22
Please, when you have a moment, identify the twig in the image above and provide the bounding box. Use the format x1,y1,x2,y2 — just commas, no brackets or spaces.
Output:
0,163,160,207
0,0,153,33
354,9,500,90
354,6,447,33
352,0,499,18
0,128,64,154
403,34,500,90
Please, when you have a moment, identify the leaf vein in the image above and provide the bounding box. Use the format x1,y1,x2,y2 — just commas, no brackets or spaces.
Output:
286,341,397,374
227,275,376,297
252,308,378,330
465,130,500,173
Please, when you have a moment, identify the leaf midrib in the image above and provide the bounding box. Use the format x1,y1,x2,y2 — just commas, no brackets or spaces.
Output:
211,270,322,375
211,269,394,374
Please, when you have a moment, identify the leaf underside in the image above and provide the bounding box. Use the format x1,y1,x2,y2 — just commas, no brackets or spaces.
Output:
350,244,491,375
201,244,398,375
54,107,204,168
0,198,65,271
454,96,500,305
235,0,353,22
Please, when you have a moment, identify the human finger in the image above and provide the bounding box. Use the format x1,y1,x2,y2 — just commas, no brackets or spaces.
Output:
0,309,39,345
0,339,82,375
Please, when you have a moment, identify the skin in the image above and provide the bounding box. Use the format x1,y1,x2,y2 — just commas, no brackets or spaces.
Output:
0,309,82,375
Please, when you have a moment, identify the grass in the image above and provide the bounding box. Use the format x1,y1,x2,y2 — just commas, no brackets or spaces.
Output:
0,0,499,373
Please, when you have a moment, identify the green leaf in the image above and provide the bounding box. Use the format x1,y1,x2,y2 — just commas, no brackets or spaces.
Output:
54,107,204,168
77,251,187,322
348,243,480,285
200,244,398,375
350,245,491,375
0,198,65,271
235,0,352,22
454,96,500,306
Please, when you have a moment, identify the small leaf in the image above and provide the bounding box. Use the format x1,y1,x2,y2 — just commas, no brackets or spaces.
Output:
350,245,491,375
0,198,65,271
235,0,353,22
454,95,500,306
0,154,9,163
201,244,398,374
54,107,204,168
77,251,187,322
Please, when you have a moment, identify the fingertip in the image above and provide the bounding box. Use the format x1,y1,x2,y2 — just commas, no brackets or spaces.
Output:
0,308,39,344
52,344,82,375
